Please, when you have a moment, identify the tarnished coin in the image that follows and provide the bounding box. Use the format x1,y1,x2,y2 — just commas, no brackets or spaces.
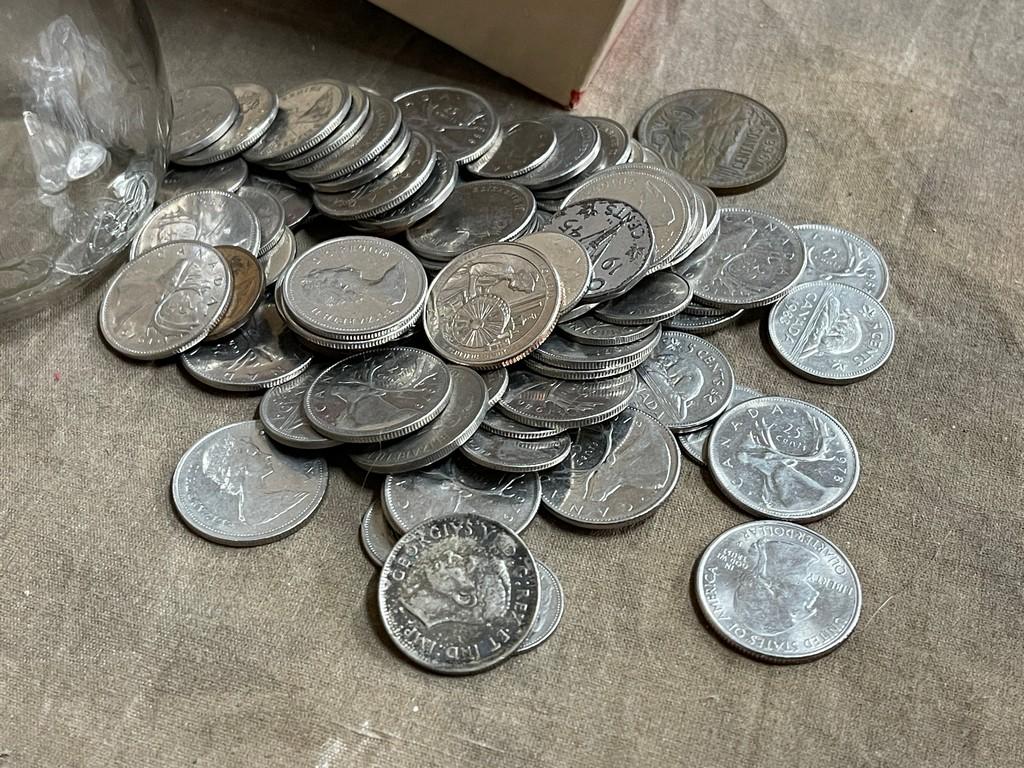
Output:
349,151,457,236
636,89,787,194
99,240,231,360
481,368,509,407
259,366,340,450
244,80,352,162
518,231,593,315
378,513,538,674
175,83,279,166
679,208,805,309
481,410,564,440
131,189,260,260
159,158,248,202
767,281,895,383
360,498,398,567
304,347,452,443
460,429,571,472
793,224,889,300
237,186,286,256
383,455,541,534
498,369,638,429
466,120,557,179
181,299,312,391
540,408,681,528
259,226,296,286
694,520,862,662
557,315,659,347
171,420,327,546
533,326,661,371
406,180,536,260
350,366,489,474
169,85,239,159
423,242,561,368
206,246,265,341
394,86,500,164
679,385,762,465
662,308,743,334
248,176,313,228
516,560,564,654
708,396,859,521
266,86,370,170
632,331,735,432
514,115,601,189
594,272,692,326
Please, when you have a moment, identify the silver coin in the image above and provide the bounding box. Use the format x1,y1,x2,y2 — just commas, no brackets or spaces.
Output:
169,85,239,159
628,138,643,163
378,512,538,674
394,86,500,164
767,281,894,383
465,120,557,179
174,83,279,166
533,209,553,231
540,408,681,527
558,301,597,322
348,150,458,235
423,242,561,368
481,368,509,407
259,226,296,286
533,326,660,371
160,158,248,202
248,176,313,229
304,346,452,443
631,331,735,432
518,231,592,316
481,410,564,440
360,498,398,567
557,315,659,347
587,116,632,166
131,189,260,260
350,366,489,474
680,299,733,317
308,127,412,194
99,240,231,360
662,308,743,334
259,366,340,450
637,142,666,166
708,396,859,521
237,186,286,256
266,86,370,170
679,385,762,465
498,369,638,429
516,560,564,654
406,180,536,260
793,224,889,300
244,80,351,162
172,420,327,546
382,455,541,535
594,272,692,326
658,175,706,271
460,429,571,472
515,115,601,189
281,236,426,338
694,520,862,662
524,355,643,382
678,208,805,309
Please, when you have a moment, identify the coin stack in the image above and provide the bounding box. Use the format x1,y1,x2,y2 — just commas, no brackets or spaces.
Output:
97,81,896,673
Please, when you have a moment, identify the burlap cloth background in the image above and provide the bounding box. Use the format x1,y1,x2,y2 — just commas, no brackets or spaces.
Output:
2,0,1021,765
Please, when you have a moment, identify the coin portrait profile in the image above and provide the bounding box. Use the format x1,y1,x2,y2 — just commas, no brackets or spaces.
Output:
733,538,821,635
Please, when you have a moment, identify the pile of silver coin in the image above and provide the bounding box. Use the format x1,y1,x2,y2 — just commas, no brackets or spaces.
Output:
97,81,896,672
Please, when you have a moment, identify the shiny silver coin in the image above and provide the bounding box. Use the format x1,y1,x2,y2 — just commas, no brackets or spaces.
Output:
540,408,681,528
692,184,721,252
406,180,536,261
767,280,895,383
523,356,642,382
180,299,311,391
658,175,706,271
678,208,805,309
382,455,541,535
559,301,597,322
169,84,239,160
465,120,557,179
631,331,735,432
394,86,500,165
160,158,248,202
628,138,643,163
587,116,632,166
516,560,564,654
237,186,286,256
481,410,564,440
360,498,397,567
679,385,761,466
793,224,889,300
515,115,601,189
304,346,452,443
99,240,231,360
131,189,260,260
518,231,592,316
171,420,327,546
481,368,509,407
460,429,571,472
594,272,692,326
175,83,279,166
663,308,743,334
244,79,352,163
265,85,370,170
259,365,340,450
348,150,457,236
708,396,859,521
498,369,638,429
350,366,489,474
259,226,296,286
533,326,661,371
680,299,733,317
557,315,658,346
248,176,313,229
637,141,667,166
423,242,561,368
694,520,861,662
378,512,538,674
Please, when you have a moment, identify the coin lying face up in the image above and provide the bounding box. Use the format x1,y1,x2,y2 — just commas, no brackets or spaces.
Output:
131,189,261,260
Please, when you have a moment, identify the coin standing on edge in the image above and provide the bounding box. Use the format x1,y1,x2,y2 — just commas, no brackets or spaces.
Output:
516,560,565,654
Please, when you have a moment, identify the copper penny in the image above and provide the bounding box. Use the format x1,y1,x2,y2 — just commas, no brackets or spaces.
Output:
207,246,266,340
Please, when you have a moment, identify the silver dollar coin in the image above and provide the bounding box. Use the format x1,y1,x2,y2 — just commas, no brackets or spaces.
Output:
460,429,572,473
169,84,239,159
174,83,279,166
516,560,564,654
679,385,762,465
360,498,398,567
259,366,340,450
517,231,593,316
498,369,638,429
793,224,889,300
159,158,248,202
244,80,351,163
237,186,286,255
465,120,557,179
394,86,500,165
132,189,260,260
594,272,692,326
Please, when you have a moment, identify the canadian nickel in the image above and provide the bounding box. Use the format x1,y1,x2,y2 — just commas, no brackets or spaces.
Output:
175,83,278,166
99,240,231,360
516,560,564,654
394,86,500,165
767,280,894,383
679,385,762,465
423,242,561,368
694,520,862,662
243,80,352,163
594,272,692,326
259,366,340,450
636,89,787,194
248,176,312,228
266,85,369,169
131,189,260,260
533,326,660,371
171,420,327,546
303,346,452,443
460,429,571,473
481,368,509,407
557,315,658,346
260,226,296,286
663,308,743,334
159,158,248,202
378,512,538,674
481,410,564,440
360,499,397,567
465,120,557,179
708,396,859,521
349,150,457,236
237,186,286,255
514,114,601,189
169,84,239,159
518,231,592,315
540,408,681,528
793,224,889,300
498,369,638,429
206,245,265,341
350,366,489,474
